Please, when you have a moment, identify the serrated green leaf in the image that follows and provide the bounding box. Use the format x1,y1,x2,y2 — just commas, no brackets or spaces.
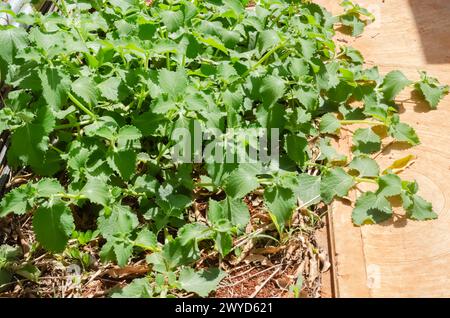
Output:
71,77,97,106
414,72,449,109
0,185,31,217
376,174,402,197
352,192,392,225
97,77,123,101
320,167,354,203
81,178,110,206
113,240,134,267
259,75,285,106
38,67,71,110
340,14,365,36
389,122,420,146
8,104,55,170
381,71,412,101
214,231,233,257
109,0,136,12
348,156,380,177
283,174,321,207
134,228,158,251
117,125,142,150
33,178,64,197
160,10,184,33
320,113,340,134
111,278,153,298
97,204,139,238
257,30,280,54
264,186,296,232
179,267,226,297
32,203,74,253
178,223,213,246
224,166,259,199
353,127,381,154
284,134,308,166
208,197,250,230
317,138,347,163
0,27,27,81
107,149,137,181
158,68,187,98
403,193,437,221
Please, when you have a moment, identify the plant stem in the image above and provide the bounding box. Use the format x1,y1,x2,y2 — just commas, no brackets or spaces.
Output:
54,119,93,130
241,41,286,78
55,193,86,200
354,177,378,184
68,92,97,119
195,182,215,188
340,119,386,126
49,145,64,154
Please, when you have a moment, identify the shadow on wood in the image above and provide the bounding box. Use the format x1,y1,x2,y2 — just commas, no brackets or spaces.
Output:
408,0,450,64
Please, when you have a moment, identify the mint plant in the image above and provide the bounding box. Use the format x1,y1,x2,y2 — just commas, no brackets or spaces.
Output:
0,0,448,297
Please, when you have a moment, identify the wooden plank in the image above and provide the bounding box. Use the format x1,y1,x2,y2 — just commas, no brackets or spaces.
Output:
316,0,450,297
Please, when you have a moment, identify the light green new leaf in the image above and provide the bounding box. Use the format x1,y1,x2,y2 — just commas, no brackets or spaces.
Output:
32,203,74,253
179,267,226,297
320,167,355,203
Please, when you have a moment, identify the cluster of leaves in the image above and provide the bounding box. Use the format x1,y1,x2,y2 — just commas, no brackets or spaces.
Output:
0,244,41,291
0,0,448,297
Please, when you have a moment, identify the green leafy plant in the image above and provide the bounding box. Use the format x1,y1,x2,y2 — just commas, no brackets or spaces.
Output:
0,0,448,297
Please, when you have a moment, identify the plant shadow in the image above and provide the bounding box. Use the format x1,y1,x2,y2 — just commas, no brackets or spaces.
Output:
398,90,431,114
408,0,450,64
